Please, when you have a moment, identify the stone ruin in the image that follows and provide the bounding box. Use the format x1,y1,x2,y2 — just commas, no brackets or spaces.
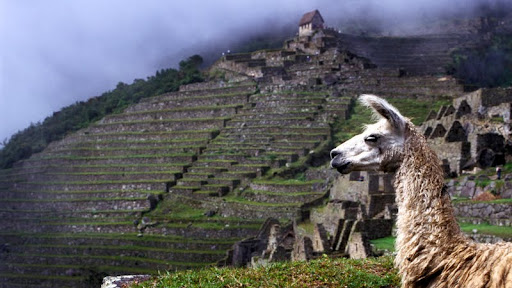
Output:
421,88,512,176
225,171,396,267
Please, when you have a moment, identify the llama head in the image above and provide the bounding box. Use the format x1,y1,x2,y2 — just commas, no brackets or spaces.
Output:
330,94,407,174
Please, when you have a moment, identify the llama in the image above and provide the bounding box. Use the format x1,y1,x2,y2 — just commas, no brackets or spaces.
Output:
330,95,512,288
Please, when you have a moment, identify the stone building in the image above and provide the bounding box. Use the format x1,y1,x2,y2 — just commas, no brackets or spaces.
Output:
421,88,512,176
298,10,324,36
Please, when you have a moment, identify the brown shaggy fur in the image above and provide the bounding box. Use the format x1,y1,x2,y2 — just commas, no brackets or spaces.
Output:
332,95,512,287
395,124,512,287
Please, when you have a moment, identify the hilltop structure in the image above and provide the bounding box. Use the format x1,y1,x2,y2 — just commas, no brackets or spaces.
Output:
298,9,324,37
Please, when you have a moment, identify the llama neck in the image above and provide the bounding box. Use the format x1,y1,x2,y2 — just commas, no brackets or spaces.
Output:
394,126,464,272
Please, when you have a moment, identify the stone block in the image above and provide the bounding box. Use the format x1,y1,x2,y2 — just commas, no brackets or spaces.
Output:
292,236,313,261
367,194,395,218
345,221,372,259
501,188,512,199
383,173,395,193
460,181,476,198
349,171,360,181
368,173,380,193
363,219,394,240
313,223,331,253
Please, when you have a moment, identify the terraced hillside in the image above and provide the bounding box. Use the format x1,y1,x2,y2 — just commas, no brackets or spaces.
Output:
0,80,257,287
0,27,470,288
0,71,352,287
338,33,480,76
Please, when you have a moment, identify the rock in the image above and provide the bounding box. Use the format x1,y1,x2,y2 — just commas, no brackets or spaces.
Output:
477,148,495,168
204,210,216,217
460,181,476,198
101,275,151,288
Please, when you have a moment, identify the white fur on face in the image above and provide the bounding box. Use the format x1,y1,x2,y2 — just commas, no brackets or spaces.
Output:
331,118,405,174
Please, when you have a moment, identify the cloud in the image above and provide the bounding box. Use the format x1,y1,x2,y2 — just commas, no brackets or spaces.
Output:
1,0,508,144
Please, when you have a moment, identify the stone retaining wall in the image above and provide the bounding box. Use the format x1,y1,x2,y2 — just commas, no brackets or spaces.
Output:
453,202,512,226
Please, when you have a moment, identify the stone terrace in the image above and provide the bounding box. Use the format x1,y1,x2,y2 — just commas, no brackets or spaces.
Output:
0,80,267,288
168,89,349,220
338,33,480,76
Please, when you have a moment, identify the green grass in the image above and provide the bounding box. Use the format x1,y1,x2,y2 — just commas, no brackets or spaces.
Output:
131,255,400,288
458,222,512,238
0,232,240,244
453,198,512,204
371,222,512,253
370,236,396,252
95,117,230,126
222,196,301,207
387,98,451,125
7,262,157,275
22,179,170,185
2,197,147,203
124,104,242,115
86,129,220,137
57,145,204,153
252,179,323,185
333,97,451,144
49,171,181,176
28,153,195,161
245,189,322,197
23,243,227,255
11,252,209,267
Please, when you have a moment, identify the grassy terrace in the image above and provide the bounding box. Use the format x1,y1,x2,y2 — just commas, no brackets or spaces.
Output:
132,255,399,288
14,163,189,172
47,145,205,153
259,90,330,96
333,96,450,144
47,171,181,176
117,104,243,115
3,263,157,276
221,196,302,208
93,117,231,126
18,179,172,185
453,198,512,205
1,197,148,203
0,189,162,195
26,153,196,161
244,189,324,197
153,82,256,94
78,129,220,138
371,222,512,253
73,138,210,145
0,232,241,244
252,179,324,185
144,92,252,102
223,126,330,133
17,243,227,255
236,111,317,117
0,209,145,215
7,253,211,268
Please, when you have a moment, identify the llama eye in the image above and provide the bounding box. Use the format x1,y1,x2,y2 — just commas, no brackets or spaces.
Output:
365,135,380,143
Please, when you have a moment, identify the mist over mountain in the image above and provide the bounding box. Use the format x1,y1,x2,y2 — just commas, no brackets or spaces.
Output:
1,0,510,145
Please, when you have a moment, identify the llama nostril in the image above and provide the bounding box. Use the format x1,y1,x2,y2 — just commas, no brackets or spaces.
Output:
330,149,341,159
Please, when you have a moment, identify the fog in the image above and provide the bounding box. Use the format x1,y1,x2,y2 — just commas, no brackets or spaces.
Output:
0,0,508,145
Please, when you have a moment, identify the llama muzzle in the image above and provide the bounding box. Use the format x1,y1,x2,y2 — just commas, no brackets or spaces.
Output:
330,149,351,174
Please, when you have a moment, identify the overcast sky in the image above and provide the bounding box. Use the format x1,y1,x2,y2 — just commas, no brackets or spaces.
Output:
0,0,505,145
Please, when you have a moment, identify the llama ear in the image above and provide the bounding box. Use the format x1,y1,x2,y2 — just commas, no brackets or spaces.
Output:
359,94,405,131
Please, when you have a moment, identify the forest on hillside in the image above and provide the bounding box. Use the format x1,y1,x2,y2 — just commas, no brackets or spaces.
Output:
0,55,204,169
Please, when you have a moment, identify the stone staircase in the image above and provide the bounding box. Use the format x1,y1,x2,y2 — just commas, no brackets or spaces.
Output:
167,87,349,220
